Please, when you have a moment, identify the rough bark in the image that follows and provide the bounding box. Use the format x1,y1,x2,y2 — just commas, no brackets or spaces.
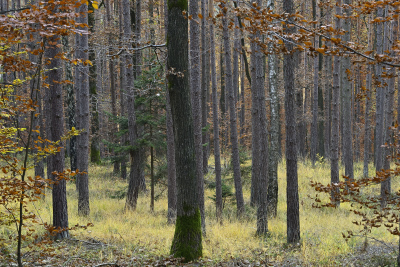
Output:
46,35,69,239
283,0,300,244
168,0,202,261
222,3,245,217
189,0,206,234
75,2,90,217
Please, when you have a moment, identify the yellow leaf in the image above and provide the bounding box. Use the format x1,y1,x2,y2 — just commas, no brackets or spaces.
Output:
198,14,203,19
92,1,99,9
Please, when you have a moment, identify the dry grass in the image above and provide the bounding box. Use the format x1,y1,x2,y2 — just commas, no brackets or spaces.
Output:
3,157,399,266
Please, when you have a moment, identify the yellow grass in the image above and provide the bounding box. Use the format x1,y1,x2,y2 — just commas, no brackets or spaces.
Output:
7,158,400,265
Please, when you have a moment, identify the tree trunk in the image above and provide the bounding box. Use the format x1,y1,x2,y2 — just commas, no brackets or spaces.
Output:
342,0,353,180
75,2,90,217
168,0,202,261
105,0,120,174
46,35,69,239
267,0,278,218
201,0,210,174
283,0,300,244
310,0,318,166
89,2,100,165
189,0,206,235
123,0,141,211
164,0,177,224
331,0,341,206
222,3,245,217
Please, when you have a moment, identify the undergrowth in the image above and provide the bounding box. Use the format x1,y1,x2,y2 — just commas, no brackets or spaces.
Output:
0,158,397,266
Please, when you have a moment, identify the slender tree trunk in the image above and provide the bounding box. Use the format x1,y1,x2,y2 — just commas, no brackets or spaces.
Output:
310,0,319,166
164,0,177,224
89,2,100,165
201,0,210,174
342,0,353,181
222,3,245,217
331,0,341,206
189,0,206,235
119,0,127,180
75,2,90,217
267,0,278,218
105,0,120,174
381,11,395,208
168,0,202,260
46,34,69,239
283,0,300,243
123,0,141,211
210,1,222,222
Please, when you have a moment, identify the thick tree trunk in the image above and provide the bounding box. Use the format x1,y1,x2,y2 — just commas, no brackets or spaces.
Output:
168,0,202,261
222,3,245,217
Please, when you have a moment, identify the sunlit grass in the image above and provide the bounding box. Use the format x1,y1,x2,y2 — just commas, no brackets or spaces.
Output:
12,157,400,265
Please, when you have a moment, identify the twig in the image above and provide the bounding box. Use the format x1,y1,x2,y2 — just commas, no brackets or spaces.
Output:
70,238,108,246
92,262,119,267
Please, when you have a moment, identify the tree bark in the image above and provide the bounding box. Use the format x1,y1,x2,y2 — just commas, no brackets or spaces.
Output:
123,0,141,211
75,2,90,217
267,0,279,218
46,35,69,239
189,0,206,234
168,0,202,261
164,0,177,224
331,0,341,206
283,0,300,244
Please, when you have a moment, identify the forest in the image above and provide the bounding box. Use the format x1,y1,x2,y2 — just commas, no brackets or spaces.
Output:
1,0,400,266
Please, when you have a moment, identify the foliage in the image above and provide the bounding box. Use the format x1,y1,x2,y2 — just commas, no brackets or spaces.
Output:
310,126,400,261
0,1,95,265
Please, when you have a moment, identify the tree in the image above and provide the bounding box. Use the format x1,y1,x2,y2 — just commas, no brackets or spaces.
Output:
168,0,202,261
267,0,279,219
283,0,300,244
123,0,142,211
189,0,206,234
75,1,90,217
209,0,222,223
164,0,177,224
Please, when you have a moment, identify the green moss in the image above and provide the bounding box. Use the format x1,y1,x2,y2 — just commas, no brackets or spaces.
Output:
167,0,188,12
170,207,202,262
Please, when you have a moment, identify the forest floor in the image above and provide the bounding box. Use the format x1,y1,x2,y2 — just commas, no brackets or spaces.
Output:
1,157,398,266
